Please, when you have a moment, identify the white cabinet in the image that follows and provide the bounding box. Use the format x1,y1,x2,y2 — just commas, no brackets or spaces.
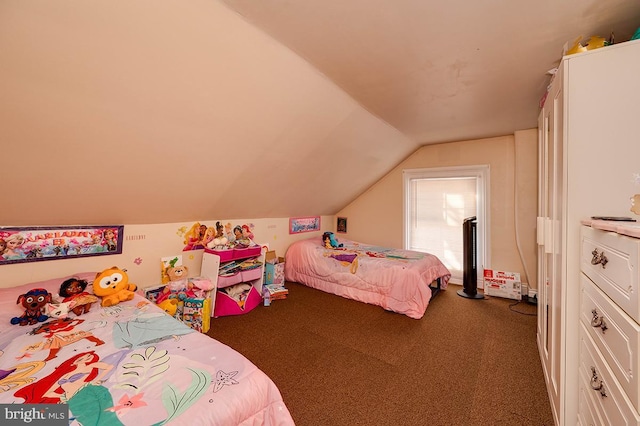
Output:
537,39,640,425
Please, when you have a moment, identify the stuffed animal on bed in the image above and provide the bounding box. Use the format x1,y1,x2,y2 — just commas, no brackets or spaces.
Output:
44,301,75,319
58,277,98,316
93,266,137,307
10,288,52,326
322,232,344,248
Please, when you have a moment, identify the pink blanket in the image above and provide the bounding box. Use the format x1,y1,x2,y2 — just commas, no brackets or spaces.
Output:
0,272,295,425
285,237,451,319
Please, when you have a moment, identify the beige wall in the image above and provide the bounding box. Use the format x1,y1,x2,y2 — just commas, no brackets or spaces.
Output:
336,130,538,289
0,216,332,289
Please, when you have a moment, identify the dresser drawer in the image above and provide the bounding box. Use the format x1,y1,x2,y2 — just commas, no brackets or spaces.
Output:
581,226,640,322
579,380,604,426
579,324,640,426
580,274,640,411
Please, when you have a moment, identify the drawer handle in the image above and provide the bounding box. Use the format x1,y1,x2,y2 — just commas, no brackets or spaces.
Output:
590,309,608,333
590,367,608,398
591,249,608,268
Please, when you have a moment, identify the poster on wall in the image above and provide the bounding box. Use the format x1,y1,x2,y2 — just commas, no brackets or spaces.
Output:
337,217,348,233
0,225,124,265
289,216,321,234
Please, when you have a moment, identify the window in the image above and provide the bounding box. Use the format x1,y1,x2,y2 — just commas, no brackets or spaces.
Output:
403,166,489,284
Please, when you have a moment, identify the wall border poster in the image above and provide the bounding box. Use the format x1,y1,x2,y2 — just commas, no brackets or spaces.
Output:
289,216,321,234
0,225,124,265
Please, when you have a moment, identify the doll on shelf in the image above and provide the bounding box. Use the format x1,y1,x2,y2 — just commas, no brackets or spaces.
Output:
59,278,98,316
233,225,252,248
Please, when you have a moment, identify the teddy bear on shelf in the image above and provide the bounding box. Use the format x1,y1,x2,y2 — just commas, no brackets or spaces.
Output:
93,266,137,307
58,277,98,316
156,265,197,304
10,288,52,326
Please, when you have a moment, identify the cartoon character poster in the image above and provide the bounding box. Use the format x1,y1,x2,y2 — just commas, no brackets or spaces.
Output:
0,225,124,265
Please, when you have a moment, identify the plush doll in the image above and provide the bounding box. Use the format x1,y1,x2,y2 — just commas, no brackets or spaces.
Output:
322,232,343,248
167,265,189,282
58,277,98,316
44,301,76,319
156,265,197,304
93,266,137,307
10,288,52,326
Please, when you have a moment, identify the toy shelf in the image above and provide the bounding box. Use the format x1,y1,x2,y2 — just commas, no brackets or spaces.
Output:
201,245,266,318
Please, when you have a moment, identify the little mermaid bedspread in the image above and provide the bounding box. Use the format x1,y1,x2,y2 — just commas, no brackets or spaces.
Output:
0,272,294,426
285,237,451,319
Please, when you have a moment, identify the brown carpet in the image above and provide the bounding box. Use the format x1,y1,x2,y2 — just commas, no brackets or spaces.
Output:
208,282,555,426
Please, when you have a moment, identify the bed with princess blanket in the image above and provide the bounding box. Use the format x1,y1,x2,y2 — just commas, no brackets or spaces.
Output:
0,272,294,425
285,237,451,319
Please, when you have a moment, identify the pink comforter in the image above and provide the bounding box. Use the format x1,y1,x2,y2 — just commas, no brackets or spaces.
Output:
0,272,295,425
285,237,451,319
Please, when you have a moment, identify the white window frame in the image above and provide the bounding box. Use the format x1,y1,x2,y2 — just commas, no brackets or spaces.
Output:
403,165,490,285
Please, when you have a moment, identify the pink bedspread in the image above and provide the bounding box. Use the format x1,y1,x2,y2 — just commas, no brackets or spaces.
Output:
285,237,451,319
0,272,295,425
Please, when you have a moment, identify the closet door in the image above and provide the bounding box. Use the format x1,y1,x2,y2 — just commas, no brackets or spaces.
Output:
537,70,564,425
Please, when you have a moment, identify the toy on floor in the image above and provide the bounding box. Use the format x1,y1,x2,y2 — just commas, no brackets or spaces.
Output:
58,277,98,316
11,288,52,326
157,299,179,316
93,266,137,307
323,232,344,248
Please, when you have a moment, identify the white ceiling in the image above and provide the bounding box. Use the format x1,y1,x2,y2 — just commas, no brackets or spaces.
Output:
2,1,640,226
221,0,640,144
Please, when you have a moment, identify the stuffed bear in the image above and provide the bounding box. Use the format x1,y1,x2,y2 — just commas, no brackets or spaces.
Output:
167,265,189,282
11,288,52,326
93,266,137,307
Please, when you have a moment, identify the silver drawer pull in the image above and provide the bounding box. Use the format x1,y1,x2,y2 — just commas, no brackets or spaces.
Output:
590,309,608,333
590,367,607,398
591,249,608,268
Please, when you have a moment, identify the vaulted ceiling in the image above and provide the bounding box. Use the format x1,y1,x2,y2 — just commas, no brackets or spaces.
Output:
2,1,639,226
221,0,640,143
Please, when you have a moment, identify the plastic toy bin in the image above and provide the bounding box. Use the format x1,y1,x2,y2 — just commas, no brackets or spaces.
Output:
213,286,261,317
217,272,242,288
241,268,262,282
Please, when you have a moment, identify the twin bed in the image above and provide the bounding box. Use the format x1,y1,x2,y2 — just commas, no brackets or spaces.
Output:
285,236,451,319
0,272,294,425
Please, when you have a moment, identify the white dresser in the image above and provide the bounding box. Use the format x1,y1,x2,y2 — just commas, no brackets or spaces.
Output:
579,221,640,425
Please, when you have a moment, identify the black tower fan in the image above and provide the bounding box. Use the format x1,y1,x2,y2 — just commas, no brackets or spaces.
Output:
458,216,484,299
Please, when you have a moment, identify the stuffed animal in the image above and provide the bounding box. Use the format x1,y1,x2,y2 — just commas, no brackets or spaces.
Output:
58,277,98,316
157,299,179,316
11,288,52,326
166,265,189,282
93,266,137,307
44,301,76,319
322,232,343,248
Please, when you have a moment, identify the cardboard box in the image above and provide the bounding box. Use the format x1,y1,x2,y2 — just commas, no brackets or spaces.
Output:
483,269,522,300
264,250,285,285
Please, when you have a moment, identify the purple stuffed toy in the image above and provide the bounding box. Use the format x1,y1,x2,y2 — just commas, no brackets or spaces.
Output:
11,288,51,326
